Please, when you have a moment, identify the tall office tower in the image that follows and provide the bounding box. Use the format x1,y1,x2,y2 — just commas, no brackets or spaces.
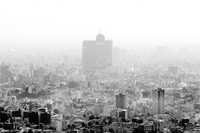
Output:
116,93,127,109
152,88,165,114
82,34,113,72
116,93,127,120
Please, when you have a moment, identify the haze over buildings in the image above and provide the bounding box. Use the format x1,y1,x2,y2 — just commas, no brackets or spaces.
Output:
1,0,200,132
1,0,200,69
1,0,200,53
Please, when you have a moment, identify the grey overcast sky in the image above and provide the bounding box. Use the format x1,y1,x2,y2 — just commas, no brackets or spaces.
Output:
0,0,200,52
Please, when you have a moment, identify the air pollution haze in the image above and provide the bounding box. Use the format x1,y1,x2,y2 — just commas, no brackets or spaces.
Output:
0,0,200,66
1,1,200,132
1,0,200,49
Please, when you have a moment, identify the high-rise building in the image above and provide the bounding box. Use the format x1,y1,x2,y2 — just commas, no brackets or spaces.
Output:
152,88,165,114
116,93,126,109
82,34,112,72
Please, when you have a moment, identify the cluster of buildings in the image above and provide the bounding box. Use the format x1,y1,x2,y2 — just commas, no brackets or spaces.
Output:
1,34,200,133
0,88,175,133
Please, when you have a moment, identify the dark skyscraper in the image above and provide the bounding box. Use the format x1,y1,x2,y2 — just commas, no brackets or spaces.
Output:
82,34,113,72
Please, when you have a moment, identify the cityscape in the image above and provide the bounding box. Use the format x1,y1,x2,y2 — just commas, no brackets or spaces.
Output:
1,0,200,133
1,33,200,133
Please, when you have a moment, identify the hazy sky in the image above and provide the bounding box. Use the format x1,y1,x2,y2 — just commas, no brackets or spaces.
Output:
0,0,200,52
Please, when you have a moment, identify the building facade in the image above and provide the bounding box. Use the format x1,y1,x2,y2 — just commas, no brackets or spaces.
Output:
152,88,165,114
116,93,127,109
82,34,113,72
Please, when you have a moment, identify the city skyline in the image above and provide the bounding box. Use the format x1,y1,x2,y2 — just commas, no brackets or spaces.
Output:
1,0,200,132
